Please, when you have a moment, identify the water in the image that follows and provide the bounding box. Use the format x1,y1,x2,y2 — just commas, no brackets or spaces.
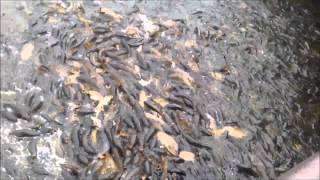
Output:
1,0,319,179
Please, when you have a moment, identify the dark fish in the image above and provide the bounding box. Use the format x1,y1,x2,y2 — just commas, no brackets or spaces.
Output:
191,124,201,138
128,133,137,149
93,25,110,34
122,116,135,129
69,37,85,49
10,129,41,137
144,148,161,161
77,153,90,165
149,136,157,149
62,85,71,99
30,96,44,113
28,139,38,158
193,113,200,126
167,95,184,105
144,100,161,114
152,147,166,155
132,152,141,164
137,132,145,149
1,110,18,122
61,168,78,180
162,112,174,124
38,65,51,74
163,125,176,136
135,52,148,70
71,125,80,148
214,110,224,127
76,106,95,116
200,127,212,136
3,158,18,176
3,104,30,121
112,136,124,154
31,164,50,175
39,126,55,134
97,129,110,152
182,133,212,150
123,167,140,180
77,75,99,89
167,168,186,176
126,5,139,15
166,103,183,111
127,38,144,47
120,38,131,56
124,155,132,166
109,62,137,79
82,129,97,154
97,171,118,180
64,143,74,159
105,51,121,61
174,92,194,105
132,115,142,132
111,148,123,171
144,127,156,143
61,163,82,176
60,132,71,144
134,104,150,127
144,160,151,175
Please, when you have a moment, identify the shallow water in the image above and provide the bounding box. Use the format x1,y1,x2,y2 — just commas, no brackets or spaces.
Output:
1,0,319,179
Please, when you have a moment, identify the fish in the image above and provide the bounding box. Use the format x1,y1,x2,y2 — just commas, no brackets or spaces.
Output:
71,125,80,148
111,147,123,171
166,103,184,111
182,132,212,150
1,110,18,122
137,132,145,149
132,115,142,132
76,106,95,116
144,148,161,161
60,132,71,144
127,38,144,47
120,38,131,56
61,168,78,180
144,100,161,114
93,25,111,34
28,139,38,158
144,160,151,175
144,127,156,143
82,129,98,154
148,136,158,149
132,151,142,164
128,133,137,149
31,164,50,176
97,171,118,180
3,104,30,121
69,37,85,49
112,136,124,154
123,167,140,180
10,129,41,137
122,115,135,129
123,155,132,167
61,163,82,176
152,147,166,155
30,96,44,113
77,74,99,89
77,152,90,165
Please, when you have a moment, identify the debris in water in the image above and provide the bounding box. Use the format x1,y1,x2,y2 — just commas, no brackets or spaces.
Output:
157,131,179,156
20,42,34,61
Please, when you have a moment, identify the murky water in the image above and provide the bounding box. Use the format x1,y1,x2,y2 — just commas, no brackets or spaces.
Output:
1,0,319,179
